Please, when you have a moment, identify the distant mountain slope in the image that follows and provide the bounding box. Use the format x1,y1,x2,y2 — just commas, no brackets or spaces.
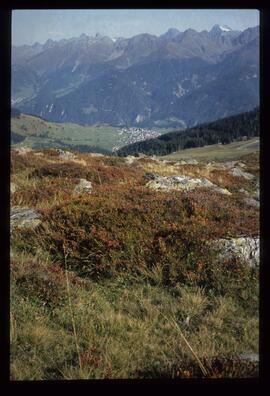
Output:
116,107,259,156
12,25,259,128
10,112,172,153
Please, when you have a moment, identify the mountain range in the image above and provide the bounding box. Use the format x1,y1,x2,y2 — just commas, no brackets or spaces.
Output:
12,24,259,128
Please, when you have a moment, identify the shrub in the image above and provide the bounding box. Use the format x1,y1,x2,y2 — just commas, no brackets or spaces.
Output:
13,186,258,293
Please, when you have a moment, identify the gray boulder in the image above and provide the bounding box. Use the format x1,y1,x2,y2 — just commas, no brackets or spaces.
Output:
146,174,231,195
11,207,41,230
74,178,92,194
57,149,76,160
214,237,259,268
238,353,259,362
230,167,254,180
244,197,260,208
185,159,199,165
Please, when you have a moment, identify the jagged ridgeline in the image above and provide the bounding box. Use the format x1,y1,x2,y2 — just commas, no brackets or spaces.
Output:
117,107,259,157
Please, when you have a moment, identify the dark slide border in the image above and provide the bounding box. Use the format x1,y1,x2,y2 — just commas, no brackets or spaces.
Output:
0,0,269,388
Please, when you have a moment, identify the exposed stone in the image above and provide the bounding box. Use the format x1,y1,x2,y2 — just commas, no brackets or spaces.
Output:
125,156,136,165
57,149,76,160
144,172,159,180
10,182,17,195
252,189,260,201
88,153,104,157
237,162,246,168
74,178,92,194
223,161,238,169
244,197,260,208
137,153,147,158
230,167,254,180
238,353,259,363
239,188,249,195
14,147,33,156
212,186,232,196
11,207,41,230
146,174,231,195
185,159,199,165
214,237,259,268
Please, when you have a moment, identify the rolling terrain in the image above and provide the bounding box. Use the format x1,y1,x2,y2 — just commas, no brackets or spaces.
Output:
11,111,172,153
10,144,259,379
117,108,259,156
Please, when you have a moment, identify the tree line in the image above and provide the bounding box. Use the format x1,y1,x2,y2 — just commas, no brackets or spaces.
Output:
117,107,259,157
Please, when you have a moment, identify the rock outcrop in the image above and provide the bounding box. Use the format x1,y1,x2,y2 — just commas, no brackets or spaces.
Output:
244,197,260,208
14,147,33,156
57,149,76,160
74,178,92,194
230,167,255,180
125,156,136,165
11,207,41,230
146,174,231,195
10,182,17,195
214,237,259,268
238,353,259,362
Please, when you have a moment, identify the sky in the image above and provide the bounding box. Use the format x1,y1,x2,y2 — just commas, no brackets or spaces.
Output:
12,9,259,46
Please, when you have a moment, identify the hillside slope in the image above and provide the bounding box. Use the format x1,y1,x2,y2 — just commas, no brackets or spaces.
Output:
117,107,259,156
11,112,172,153
11,146,259,379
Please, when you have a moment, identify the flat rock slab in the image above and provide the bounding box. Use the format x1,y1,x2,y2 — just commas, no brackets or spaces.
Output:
146,174,231,195
11,207,41,230
88,153,105,157
230,167,254,180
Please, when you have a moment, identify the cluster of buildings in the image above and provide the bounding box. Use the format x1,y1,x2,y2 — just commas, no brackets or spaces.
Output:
112,127,161,151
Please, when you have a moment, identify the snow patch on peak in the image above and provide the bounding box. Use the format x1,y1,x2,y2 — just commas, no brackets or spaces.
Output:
219,25,232,32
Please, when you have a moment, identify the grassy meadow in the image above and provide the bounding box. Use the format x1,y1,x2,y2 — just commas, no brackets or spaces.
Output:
162,138,259,162
10,146,259,379
11,113,172,153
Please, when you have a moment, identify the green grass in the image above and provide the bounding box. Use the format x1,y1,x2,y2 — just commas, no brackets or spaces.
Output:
162,138,259,162
11,251,259,380
11,113,172,152
11,114,122,151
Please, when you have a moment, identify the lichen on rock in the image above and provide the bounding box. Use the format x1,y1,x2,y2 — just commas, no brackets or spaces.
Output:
11,206,41,230
74,178,93,194
213,236,259,268
146,174,231,195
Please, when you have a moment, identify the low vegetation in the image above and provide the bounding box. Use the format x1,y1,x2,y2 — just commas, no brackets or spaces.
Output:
10,146,259,379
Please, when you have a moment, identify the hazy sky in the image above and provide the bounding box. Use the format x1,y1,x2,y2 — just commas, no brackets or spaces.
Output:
12,9,259,46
